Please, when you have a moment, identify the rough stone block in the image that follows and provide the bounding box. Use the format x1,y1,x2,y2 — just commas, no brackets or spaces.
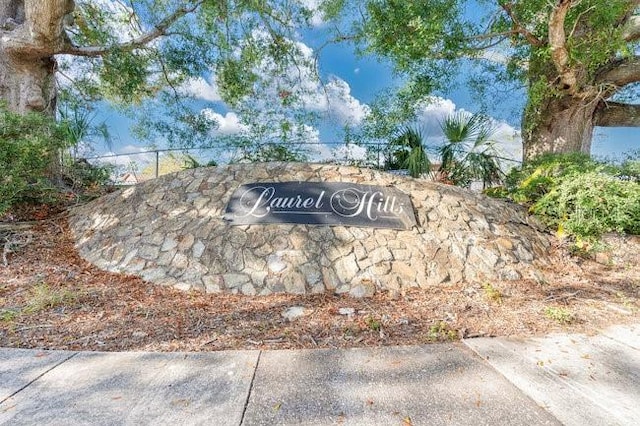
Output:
322,267,340,291
334,254,360,282
349,273,377,298
283,271,307,294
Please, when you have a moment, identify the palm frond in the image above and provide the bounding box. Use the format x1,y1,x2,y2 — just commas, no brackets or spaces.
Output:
439,112,504,188
385,126,430,178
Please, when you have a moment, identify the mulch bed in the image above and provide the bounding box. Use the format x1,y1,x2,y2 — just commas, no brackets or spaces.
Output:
1,208,638,352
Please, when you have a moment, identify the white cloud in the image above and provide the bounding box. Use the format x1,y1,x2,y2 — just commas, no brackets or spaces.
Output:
415,97,459,131
56,54,97,88
297,0,328,27
299,124,321,144
201,110,246,135
308,142,368,164
234,32,370,126
181,76,221,102
479,48,529,70
305,77,370,126
330,144,368,163
492,121,522,162
479,49,510,65
201,108,323,163
198,33,370,131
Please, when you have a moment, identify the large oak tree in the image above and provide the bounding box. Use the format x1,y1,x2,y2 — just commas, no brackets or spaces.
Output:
359,0,640,160
0,0,325,149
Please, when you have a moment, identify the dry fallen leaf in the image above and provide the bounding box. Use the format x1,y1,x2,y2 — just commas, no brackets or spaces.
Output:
0,216,638,354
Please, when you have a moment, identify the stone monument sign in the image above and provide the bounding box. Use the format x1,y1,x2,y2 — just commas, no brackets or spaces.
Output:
225,182,417,230
69,163,553,297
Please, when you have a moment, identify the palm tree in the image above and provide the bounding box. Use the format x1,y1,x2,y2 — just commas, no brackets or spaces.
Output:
439,112,504,189
383,114,504,188
385,126,431,178
59,104,111,160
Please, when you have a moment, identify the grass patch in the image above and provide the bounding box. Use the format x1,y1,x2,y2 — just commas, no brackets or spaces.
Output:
482,282,503,304
543,306,574,324
363,315,382,332
0,308,19,322
426,321,458,342
23,283,80,314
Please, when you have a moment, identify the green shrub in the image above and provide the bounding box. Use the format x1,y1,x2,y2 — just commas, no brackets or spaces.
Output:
533,171,640,238
495,153,640,241
0,104,69,214
482,186,509,198
62,159,113,189
618,158,640,182
504,153,601,204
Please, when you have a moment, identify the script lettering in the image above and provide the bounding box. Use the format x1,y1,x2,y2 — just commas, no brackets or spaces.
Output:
237,186,274,218
225,182,417,230
330,189,405,221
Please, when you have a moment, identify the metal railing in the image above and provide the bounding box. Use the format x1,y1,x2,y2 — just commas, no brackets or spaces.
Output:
84,142,383,182
83,142,521,185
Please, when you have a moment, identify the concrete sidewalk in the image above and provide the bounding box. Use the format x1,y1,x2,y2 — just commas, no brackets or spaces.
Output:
1,324,638,425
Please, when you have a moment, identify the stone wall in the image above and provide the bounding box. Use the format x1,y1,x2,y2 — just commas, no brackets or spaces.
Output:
69,163,553,296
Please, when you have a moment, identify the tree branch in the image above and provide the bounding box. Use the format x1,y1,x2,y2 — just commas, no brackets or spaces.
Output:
549,0,578,92
61,1,203,57
500,2,544,47
595,101,640,127
596,56,640,87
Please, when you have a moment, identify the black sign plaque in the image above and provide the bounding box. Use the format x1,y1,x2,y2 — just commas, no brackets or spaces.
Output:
224,182,417,230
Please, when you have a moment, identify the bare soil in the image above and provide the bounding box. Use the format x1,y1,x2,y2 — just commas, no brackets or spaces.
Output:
1,207,638,353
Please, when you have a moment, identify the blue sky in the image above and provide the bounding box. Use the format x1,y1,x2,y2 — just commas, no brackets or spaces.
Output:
87,2,639,169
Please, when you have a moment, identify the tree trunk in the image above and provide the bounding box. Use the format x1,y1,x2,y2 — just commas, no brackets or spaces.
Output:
0,52,57,115
0,0,72,115
522,95,598,161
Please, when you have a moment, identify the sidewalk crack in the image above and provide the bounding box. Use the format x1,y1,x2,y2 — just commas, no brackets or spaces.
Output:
239,350,262,426
0,351,78,405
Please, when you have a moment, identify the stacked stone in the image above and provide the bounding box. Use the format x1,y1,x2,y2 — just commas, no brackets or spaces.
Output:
69,163,552,297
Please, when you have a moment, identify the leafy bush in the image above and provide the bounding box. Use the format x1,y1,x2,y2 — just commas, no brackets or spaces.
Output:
533,171,640,238
503,153,601,203
62,159,113,190
0,104,69,214
617,153,640,182
496,153,640,240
